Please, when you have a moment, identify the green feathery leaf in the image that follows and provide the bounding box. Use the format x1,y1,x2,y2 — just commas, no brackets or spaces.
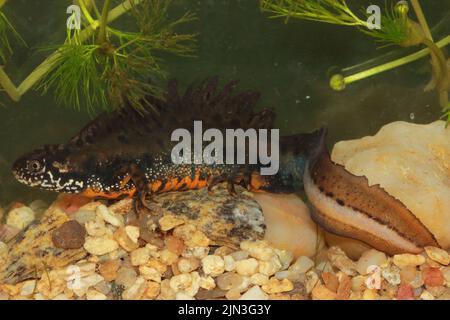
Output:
37,0,196,114
0,11,26,64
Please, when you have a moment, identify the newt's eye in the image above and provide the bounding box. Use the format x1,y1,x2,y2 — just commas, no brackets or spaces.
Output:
27,160,43,173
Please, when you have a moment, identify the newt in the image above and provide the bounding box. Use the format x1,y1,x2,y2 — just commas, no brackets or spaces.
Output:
12,78,319,211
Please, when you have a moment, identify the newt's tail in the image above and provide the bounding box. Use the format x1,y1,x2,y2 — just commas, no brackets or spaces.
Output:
257,128,327,193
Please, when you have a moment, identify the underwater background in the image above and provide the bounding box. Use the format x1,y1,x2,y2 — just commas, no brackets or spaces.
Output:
0,0,449,206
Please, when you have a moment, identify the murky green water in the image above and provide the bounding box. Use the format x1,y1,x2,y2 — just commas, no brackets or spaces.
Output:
0,0,448,206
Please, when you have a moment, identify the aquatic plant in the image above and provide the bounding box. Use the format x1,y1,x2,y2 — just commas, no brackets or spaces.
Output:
260,0,366,26
0,1,26,102
261,0,450,123
0,0,196,113
0,11,25,65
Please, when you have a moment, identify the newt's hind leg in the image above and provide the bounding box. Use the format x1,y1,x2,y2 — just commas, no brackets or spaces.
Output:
207,174,241,196
207,175,226,194
227,179,237,195
118,164,156,217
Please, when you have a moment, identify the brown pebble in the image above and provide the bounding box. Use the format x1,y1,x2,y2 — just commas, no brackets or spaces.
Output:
290,293,307,300
400,266,417,284
397,284,414,300
216,272,243,291
51,220,86,249
321,272,339,293
99,260,121,282
9,202,25,210
214,246,234,257
196,288,227,300
165,236,185,256
171,263,181,276
422,267,444,287
336,274,351,300
270,293,291,300
426,285,447,298
0,224,21,242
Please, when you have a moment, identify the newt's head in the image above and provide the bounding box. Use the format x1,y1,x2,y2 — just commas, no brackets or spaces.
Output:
12,144,87,193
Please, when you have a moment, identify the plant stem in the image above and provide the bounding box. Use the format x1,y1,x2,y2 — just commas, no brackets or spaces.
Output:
79,0,96,26
91,0,102,19
0,66,20,101
422,38,449,85
410,0,445,98
410,0,433,40
331,35,450,88
98,0,111,44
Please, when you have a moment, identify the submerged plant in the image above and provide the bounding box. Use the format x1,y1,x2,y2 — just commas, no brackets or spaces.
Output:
0,3,26,103
0,11,25,64
260,0,366,26
261,0,450,123
361,2,410,46
0,0,196,113
38,0,196,113
37,34,106,113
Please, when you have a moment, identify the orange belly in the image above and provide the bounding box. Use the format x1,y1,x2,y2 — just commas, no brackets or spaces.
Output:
78,171,267,200
80,187,137,199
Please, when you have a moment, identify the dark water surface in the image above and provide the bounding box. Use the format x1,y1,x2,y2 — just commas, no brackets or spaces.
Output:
0,0,448,206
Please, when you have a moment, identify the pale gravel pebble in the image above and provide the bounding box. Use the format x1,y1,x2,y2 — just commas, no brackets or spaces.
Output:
274,270,290,280
176,292,195,300
420,290,435,300
130,247,151,266
0,241,7,259
250,273,269,286
230,251,249,261
224,255,236,272
201,255,225,277
240,240,275,261
393,254,426,267
235,258,259,276
259,256,282,276
20,280,37,296
275,249,294,270
73,210,96,224
116,267,138,288
96,205,124,228
239,286,268,300
86,289,107,300
122,277,147,300
139,266,162,283
125,226,140,244
199,276,216,290
424,247,450,266
6,207,35,230
85,218,107,237
356,250,387,275
216,272,244,291
178,257,200,273
84,237,118,256
288,256,314,274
